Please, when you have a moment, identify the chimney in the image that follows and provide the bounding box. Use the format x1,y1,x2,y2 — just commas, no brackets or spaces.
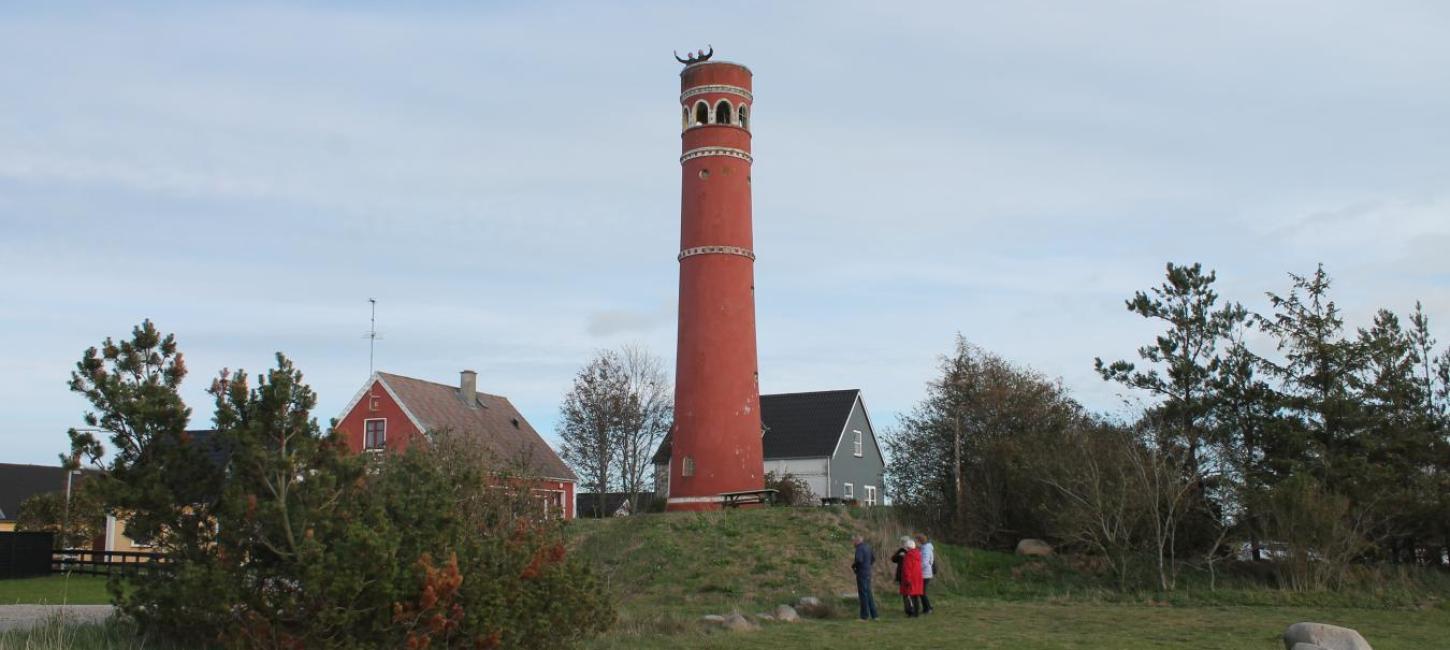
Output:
459,369,477,407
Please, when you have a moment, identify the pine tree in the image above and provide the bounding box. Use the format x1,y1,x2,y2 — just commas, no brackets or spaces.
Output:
1095,262,1246,476
1257,264,1365,484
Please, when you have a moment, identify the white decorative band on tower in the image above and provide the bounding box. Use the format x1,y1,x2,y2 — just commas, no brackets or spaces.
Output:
678,245,756,262
680,84,754,102
680,147,753,164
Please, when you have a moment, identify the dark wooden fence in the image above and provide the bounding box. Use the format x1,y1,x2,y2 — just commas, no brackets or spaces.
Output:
52,548,168,577
0,531,56,579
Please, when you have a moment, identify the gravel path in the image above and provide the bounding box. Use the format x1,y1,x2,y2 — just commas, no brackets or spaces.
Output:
0,604,116,633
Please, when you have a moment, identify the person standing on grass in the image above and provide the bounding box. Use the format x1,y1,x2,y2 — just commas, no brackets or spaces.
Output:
851,535,879,621
916,533,936,614
891,536,925,617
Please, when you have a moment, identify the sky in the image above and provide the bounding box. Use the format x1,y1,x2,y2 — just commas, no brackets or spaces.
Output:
2,1,1448,466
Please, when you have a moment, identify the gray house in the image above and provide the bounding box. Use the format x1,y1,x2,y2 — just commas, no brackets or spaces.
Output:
653,389,885,505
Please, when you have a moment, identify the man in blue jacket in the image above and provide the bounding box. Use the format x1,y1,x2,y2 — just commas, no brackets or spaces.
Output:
851,535,879,621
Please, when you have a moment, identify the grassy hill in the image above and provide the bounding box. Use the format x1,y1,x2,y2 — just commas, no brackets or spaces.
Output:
570,506,1450,649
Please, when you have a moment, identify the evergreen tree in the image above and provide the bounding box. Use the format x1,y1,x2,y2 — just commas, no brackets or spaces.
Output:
1257,264,1365,484
64,320,226,601
1095,262,1246,476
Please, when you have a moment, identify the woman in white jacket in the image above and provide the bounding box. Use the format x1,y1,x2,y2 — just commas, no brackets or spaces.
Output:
915,533,935,614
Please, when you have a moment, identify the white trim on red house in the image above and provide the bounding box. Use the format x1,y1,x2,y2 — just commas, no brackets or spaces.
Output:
334,373,429,440
335,372,381,422
373,376,431,436
335,372,577,515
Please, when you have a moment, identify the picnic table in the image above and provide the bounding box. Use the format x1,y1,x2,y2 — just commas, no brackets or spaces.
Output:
719,488,778,508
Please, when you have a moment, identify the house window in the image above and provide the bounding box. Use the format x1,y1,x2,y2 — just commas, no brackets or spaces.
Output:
364,418,386,450
864,485,878,506
843,482,854,499
534,489,565,520
853,429,863,457
368,395,380,411
682,456,695,477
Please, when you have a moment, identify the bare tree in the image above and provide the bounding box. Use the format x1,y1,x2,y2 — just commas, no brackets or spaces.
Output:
617,345,672,513
559,351,631,518
1040,422,1145,592
559,346,672,517
1125,416,1198,592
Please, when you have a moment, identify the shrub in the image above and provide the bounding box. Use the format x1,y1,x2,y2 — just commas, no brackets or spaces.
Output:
64,324,613,649
764,471,815,507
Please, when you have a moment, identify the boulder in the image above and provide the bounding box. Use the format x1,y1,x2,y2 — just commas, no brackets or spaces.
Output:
774,604,800,623
1015,538,1054,557
721,612,758,632
1282,622,1372,650
1291,644,1328,650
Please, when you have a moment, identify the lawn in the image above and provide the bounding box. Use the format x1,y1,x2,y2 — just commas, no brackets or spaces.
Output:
584,595,1450,650
0,575,111,605
5,508,1450,649
571,508,1450,649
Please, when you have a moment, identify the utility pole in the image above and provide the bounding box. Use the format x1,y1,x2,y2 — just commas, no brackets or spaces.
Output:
367,298,379,375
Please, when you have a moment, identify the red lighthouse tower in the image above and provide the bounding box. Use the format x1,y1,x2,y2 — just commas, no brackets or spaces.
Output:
666,49,764,511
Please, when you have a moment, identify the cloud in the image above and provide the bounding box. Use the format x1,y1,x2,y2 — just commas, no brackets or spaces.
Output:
1,1,1448,465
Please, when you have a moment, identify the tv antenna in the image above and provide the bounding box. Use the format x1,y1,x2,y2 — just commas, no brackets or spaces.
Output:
365,298,382,374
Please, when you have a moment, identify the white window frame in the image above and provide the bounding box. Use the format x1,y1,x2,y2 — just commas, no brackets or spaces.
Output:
864,485,878,506
533,488,566,520
363,418,387,451
853,429,863,457
843,482,854,499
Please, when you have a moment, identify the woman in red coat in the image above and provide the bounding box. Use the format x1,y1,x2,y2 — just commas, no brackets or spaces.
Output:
890,537,925,617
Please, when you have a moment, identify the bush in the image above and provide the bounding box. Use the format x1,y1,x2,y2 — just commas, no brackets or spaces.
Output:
764,471,815,507
65,327,613,649
1257,474,1375,592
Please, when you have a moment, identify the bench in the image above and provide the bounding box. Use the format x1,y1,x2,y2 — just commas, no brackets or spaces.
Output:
719,488,779,509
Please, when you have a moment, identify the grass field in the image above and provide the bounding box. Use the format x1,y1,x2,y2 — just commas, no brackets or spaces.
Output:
3,508,1448,649
571,507,1450,650
0,575,110,606
585,597,1450,650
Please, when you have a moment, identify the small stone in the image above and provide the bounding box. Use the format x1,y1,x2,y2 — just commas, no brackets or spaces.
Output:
721,612,758,632
797,596,821,607
754,612,775,621
774,604,800,622
1015,538,1054,557
1282,622,1372,650
701,614,725,624
839,592,859,600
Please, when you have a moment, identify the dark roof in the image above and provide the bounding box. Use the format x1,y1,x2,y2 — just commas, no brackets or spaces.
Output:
760,389,861,458
183,430,231,467
651,389,861,463
0,464,69,522
376,372,575,481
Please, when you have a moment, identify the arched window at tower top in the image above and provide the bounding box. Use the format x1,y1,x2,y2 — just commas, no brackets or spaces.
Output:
715,100,732,125
693,101,709,127
738,104,749,130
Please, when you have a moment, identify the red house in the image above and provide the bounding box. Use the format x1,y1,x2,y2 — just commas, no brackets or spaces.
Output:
335,370,576,519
